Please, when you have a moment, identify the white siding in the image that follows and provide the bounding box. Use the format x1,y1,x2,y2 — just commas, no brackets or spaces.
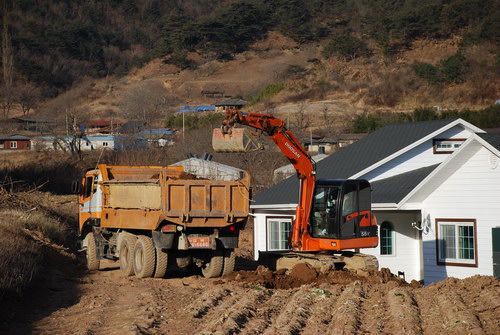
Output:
253,210,295,261
421,146,500,284
87,139,115,150
363,126,473,182
361,211,423,281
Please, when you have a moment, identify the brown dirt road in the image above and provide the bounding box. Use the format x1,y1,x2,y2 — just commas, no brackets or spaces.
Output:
1,245,499,335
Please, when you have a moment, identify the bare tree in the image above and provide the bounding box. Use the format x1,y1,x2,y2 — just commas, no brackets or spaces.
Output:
321,104,330,124
1,1,13,120
0,85,13,120
2,1,13,88
120,81,177,123
16,84,41,116
293,104,309,130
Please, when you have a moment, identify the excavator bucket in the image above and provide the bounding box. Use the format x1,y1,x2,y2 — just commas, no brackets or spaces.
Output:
212,128,262,152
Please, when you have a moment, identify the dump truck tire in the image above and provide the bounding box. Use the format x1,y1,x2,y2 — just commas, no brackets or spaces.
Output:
222,249,236,276
153,248,168,278
201,250,223,278
86,232,100,271
134,235,156,278
119,235,137,276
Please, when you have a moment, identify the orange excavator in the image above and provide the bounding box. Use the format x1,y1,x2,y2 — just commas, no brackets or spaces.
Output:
213,109,379,270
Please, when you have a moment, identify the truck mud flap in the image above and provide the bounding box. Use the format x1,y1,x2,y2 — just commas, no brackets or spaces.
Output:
218,236,238,249
152,231,175,249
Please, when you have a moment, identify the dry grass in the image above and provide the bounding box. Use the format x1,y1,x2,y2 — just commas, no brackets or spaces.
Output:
0,187,78,298
0,222,42,296
0,209,69,245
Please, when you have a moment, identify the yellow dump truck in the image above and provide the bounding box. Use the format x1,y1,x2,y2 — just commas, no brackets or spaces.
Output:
78,164,250,278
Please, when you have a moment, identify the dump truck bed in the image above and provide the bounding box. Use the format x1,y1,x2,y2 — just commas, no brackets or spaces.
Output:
97,165,250,230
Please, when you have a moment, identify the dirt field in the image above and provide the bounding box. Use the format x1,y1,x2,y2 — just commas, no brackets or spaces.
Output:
1,242,498,335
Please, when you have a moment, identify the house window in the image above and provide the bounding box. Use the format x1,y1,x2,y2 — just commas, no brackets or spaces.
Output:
267,217,292,251
380,221,394,255
436,219,477,266
10,141,17,149
433,138,465,154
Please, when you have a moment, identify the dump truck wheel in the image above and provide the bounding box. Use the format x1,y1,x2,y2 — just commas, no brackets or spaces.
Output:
153,248,168,278
85,232,100,271
119,235,137,276
201,250,223,278
221,249,236,276
134,236,156,278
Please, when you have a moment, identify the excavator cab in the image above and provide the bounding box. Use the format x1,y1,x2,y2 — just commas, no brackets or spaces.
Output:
309,179,377,249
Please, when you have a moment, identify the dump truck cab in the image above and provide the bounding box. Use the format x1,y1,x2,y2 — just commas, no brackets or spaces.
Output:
79,168,104,234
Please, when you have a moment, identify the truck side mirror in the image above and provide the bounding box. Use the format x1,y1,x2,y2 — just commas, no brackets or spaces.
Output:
71,180,81,194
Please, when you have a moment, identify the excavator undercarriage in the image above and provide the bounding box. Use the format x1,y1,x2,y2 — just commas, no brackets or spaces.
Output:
263,252,379,272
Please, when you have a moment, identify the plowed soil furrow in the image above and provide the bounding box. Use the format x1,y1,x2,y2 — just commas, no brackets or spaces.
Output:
385,287,422,335
356,284,392,334
184,287,233,319
326,281,365,335
196,288,270,335
414,288,447,334
459,279,500,334
262,288,313,335
435,292,484,334
299,285,345,335
239,289,296,335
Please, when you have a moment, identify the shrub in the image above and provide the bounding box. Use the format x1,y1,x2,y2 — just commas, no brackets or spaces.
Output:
413,53,468,85
438,54,467,83
412,62,440,85
322,35,371,61
285,65,307,78
247,83,285,104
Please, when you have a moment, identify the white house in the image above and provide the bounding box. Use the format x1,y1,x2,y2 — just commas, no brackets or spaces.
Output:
32,135,148,151
251,118,500,284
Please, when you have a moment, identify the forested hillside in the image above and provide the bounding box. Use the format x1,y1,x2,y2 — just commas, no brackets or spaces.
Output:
2,0,498,100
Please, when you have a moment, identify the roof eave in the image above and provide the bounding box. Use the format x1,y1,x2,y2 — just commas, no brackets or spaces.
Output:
372,202,398,210
350,119,484,179
250,203,297,210
397,136,477,208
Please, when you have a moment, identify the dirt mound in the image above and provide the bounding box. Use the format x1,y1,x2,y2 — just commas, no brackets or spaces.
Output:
227,263,410,289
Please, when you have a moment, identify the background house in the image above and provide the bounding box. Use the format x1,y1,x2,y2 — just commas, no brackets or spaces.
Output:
303,137,337,155
250,119,499,284
0,134,31,150
80,120,120,134
214,99,248,112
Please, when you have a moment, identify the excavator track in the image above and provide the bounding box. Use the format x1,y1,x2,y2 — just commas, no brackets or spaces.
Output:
269,252,379,272
342,252,379,271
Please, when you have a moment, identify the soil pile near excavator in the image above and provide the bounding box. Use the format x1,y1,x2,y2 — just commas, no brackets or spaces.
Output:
227,263,414,289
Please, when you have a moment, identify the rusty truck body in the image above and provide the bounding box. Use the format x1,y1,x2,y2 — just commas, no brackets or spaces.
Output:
78,164,250,278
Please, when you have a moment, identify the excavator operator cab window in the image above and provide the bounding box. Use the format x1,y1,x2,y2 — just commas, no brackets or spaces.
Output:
310,185,340,238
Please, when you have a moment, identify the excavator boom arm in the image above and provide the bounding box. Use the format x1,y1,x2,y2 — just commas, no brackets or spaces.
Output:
221,109,315,248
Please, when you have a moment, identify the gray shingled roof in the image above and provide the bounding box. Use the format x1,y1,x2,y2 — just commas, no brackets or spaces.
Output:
0,134,31,140
478,133,500,151
371,164,439,203
253,119,457,206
